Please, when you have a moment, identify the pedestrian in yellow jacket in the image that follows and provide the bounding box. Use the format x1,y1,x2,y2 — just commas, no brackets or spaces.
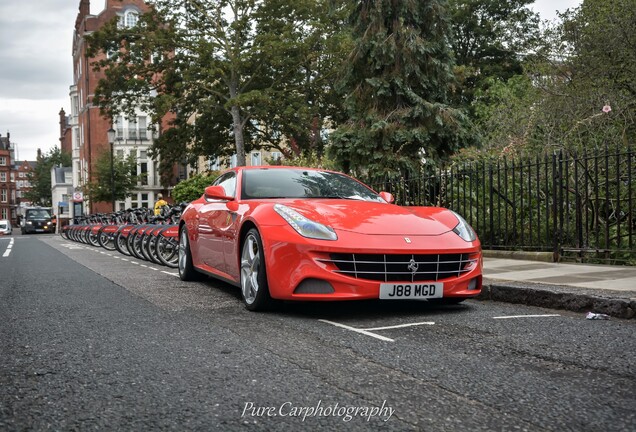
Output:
154,193,168,216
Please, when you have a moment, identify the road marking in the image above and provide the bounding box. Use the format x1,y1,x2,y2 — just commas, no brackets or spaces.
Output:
319,319,394,342
130,261,139,265
493,314,561,319
140,264,148,268
149,267,158,271
363,321,435,331
161,271,179,277
121,258,129,261
2,238,14,257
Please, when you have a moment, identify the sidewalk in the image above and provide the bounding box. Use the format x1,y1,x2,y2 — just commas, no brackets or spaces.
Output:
480,258,636,319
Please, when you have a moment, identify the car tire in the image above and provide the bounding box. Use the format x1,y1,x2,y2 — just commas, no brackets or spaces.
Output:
178,225,201,281
240,228,272,311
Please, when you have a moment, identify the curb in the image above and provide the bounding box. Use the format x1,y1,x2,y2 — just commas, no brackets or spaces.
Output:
476,280,636,319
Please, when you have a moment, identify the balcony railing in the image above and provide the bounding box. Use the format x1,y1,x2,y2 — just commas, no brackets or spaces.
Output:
115,128,153,141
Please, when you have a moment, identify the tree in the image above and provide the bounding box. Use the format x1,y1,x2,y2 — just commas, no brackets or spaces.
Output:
447,0,540,108
87,0,350,177
82,149,140,205
171,172,219,203
25,147,71,206
329,0,474,179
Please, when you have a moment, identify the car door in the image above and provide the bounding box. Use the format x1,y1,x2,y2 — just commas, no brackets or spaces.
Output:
197,173,237,277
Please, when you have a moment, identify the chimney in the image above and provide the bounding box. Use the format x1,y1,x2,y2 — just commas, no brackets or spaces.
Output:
75,0,91,31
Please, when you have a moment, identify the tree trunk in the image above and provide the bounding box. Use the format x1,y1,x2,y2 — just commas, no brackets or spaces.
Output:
230,104,246,166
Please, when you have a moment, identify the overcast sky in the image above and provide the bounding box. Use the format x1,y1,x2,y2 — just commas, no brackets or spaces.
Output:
0,0,582,162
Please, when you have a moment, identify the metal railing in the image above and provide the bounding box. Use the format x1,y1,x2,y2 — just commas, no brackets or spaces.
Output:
370,144,635,264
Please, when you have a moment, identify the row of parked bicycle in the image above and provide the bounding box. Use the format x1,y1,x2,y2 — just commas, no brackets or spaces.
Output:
60,203,187,268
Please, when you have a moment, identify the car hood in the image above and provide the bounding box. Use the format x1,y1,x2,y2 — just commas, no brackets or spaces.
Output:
283,200,454,236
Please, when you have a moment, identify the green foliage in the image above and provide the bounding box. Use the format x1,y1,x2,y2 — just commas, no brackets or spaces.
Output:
87,0,350,178
172,172,219,203
82,149,140,205
330,0,475,180
448,0,540,108
271,149,337,170
25,147,71,206
466,0,636,160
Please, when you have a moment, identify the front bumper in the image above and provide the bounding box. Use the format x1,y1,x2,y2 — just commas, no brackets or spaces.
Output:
260,225,482,301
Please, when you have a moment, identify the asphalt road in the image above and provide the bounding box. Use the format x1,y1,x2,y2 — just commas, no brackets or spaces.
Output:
1,234,635,431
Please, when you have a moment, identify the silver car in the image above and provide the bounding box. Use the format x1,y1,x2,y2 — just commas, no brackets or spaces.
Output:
0,219,12,235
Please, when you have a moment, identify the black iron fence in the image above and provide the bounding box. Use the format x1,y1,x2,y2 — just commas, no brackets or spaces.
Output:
370,144,636,264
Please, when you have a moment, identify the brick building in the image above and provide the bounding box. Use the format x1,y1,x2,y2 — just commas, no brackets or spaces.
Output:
0,132,18,226
70,0,171,215
59,108,73,157
15,159,36,212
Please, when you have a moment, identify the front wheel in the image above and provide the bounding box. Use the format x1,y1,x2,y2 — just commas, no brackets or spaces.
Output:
178,226,201,281
240,229,272,311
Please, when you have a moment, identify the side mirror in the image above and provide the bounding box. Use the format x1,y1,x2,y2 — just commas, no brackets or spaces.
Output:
204,185,234,201
379,191,394,204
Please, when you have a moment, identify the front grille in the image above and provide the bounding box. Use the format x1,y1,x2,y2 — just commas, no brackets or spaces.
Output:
321,253,476,282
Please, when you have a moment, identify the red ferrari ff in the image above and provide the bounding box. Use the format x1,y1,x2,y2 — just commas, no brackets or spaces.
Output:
178,166,482,310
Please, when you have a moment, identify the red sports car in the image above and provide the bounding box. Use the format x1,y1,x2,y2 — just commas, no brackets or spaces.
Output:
178,166,482,310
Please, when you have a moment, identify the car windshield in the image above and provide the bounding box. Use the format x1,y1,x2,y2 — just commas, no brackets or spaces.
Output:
26,209,51,219
241,168,385,202
0,222,6,229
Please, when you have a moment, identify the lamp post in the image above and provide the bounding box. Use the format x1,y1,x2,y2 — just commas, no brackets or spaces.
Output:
107,127,116,212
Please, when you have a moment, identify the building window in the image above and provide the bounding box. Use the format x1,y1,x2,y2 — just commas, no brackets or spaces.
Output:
117,149,124,158
141,193,149,208
230,154,237,168
251,152,261,166
208,157,220,171
139,150,147,159
270,151,282,162
128,117,137,140
1,189,7,202
18,172,24,178
115,116,124,139
0,157,6,166
120,10,139,28
1,208,6,219
139,116,147,140
139,162,148,185
0,173,5,182
10,172,14,182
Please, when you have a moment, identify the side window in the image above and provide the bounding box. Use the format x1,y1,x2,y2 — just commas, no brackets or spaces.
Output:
213,173,237,198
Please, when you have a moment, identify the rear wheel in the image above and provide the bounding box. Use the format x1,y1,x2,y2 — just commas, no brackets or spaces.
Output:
114,232,131,256
240,229,272,311
178,226,201,281
98,229,117,251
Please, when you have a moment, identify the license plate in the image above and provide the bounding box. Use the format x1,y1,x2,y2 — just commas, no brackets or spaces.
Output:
35,229,44,232
379,283,443,300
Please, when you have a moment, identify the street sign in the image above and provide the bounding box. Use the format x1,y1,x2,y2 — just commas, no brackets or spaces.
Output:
72,192,83,202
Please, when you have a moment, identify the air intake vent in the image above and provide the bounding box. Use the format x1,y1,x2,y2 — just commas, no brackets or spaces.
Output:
320,253,476,283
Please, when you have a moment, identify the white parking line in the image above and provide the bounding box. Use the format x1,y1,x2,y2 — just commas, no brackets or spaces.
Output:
319,319,394,342
161,271,179,277
493,314,561,319
363,321,435,331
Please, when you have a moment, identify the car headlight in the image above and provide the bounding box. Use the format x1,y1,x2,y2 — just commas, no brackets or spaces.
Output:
451,211,477,242
26,221,32,225
274,204,337,241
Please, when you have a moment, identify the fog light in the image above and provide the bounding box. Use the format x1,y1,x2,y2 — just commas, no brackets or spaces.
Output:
467,277,478,291
294,279,335,294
